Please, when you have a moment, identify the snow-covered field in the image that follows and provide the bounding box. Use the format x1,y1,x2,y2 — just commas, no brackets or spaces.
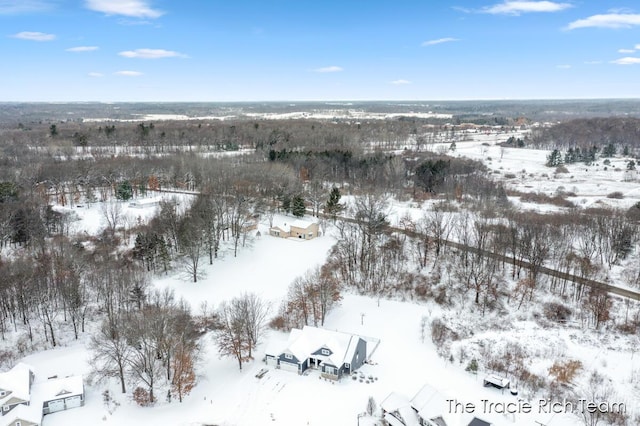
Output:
5,131,640,426
81,110,453,123
11,210,636,426
448,135,640,212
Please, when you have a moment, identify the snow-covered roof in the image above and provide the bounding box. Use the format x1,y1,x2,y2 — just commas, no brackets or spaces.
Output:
31,375,84,403
410,384,449,424
289,219,316,229
280,326,375,367
271,223,291,232
484,374,509,388
0,403,41,426
129,197,161,208
0,363,34,406
381,391,410,412
270,218,318,233
381,392,420,426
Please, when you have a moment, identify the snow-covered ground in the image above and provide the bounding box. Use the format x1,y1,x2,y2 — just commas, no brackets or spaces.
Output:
81,110,452,123
51,192,192,237
11,212,635,426
447,136,640,212
5,131,640,426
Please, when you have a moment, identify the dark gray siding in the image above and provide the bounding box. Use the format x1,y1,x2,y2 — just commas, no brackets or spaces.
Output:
311,347,332,357
277,353,300,365
278,353,308,373
322,363,339,376
348,338,367,371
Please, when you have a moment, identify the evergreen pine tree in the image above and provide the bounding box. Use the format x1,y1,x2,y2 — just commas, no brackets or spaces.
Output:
116,180,133,201
292,195,306,217
564,148,575,164
602,143,616,158
546,149,562,167
324,187,343,219
281,194,291,213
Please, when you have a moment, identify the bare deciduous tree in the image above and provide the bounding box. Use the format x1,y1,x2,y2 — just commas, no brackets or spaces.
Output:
90,314,132,394
101,201,123,238
216,299,250,371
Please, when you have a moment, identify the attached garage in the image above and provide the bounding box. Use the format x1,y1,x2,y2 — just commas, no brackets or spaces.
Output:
38,375,85,416
65,395,82,409
46,399,65,413
279,361,299,374
265,355,278,367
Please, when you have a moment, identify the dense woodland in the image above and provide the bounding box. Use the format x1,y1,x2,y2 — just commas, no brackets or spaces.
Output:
0,113,639,424
531,117,640,152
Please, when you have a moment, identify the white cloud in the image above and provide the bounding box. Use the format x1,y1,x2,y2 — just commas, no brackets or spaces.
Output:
88,72,104,77
85,0,163,19
482,1,572,15
618,48,635,53
117,19,153,26
422,37,458,46
636,44,640,50
115,70,143,76
0,0,54,14
567,13,640,30
66,46,99,52
584,60,603,64
313,66,343,73
391,79,412,85
556,64,571,69
11,31,55,41
119,48,186,59
611,57,640,65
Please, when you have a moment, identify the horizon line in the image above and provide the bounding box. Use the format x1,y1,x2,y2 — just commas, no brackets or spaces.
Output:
2,97,640,104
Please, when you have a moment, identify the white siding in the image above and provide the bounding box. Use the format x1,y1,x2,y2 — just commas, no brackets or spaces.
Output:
279,361,299,373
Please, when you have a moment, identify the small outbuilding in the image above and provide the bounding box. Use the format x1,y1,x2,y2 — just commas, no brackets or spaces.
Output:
483,374,510,390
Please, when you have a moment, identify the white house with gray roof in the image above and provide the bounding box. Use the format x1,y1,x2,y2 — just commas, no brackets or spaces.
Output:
0,364,84,426
0,363,35,420
265,326,379,380
381,383,492,426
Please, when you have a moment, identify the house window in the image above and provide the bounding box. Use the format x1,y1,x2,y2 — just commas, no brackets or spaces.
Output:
16,422,21,426
321,349,330,356
2,405,8,411
345,363,350,369
0,391,4,396
325,366,336,375
284,354,293,360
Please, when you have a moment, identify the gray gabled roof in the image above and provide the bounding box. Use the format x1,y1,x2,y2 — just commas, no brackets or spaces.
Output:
468,418,491,426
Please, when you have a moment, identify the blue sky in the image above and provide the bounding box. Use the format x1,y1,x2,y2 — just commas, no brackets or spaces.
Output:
1,0,640,101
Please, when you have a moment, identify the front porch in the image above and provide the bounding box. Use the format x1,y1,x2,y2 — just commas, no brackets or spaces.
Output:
321,371,340,381
320,364,340,381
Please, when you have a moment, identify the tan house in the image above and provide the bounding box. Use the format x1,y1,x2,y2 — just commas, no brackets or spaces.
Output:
269,219,320,240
